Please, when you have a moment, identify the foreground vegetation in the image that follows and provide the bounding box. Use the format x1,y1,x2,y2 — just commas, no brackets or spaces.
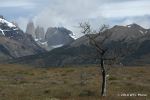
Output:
0,64,149,100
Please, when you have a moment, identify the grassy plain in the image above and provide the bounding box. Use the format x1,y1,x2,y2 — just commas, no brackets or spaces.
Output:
0,64,149,100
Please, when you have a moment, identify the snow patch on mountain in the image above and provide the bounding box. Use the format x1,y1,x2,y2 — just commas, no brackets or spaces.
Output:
0,28,5,36
127,25,131,28
69,33,77,39
139,30,144,35
52,44,63,48
0,18,16,28
34,38,39,42
41,41,48,45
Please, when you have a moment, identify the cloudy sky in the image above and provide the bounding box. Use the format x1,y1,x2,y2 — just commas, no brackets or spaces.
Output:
0,0,150,37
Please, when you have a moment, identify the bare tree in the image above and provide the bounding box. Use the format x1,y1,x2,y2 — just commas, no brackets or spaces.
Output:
79,22,116,96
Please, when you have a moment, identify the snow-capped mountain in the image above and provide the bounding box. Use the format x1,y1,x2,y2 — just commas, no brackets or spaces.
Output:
25,20,75,50
0,17,18,36
5,23,150,66
0,16,45,62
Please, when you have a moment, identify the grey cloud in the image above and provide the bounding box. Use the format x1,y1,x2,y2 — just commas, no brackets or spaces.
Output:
120,16,150,29
13,0,150,38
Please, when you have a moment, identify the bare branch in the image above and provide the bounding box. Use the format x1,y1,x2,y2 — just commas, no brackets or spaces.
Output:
79,22,110,56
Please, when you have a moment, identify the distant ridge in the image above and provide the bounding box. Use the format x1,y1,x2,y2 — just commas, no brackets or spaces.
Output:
6,23,150,67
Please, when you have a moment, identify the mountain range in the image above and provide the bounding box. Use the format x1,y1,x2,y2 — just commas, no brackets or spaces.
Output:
25,21,75,50
5,22,150,67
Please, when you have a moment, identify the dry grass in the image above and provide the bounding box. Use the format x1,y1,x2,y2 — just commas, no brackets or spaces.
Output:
0,64,149,100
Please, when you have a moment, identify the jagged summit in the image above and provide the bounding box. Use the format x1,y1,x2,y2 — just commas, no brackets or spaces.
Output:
45,27,74,50
35,26,45,40
26,21,35,38
25,20,74,50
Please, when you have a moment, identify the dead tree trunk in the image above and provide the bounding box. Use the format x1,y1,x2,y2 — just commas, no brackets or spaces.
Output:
79,22,111,96
100,58,107,96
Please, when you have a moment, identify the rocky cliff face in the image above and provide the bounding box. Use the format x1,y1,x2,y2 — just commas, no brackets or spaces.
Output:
26,21,35,38
25,21,74,50
35,26,45,40
45,27,74,50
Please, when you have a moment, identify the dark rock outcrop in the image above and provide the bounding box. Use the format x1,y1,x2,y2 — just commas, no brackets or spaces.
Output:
45,27,74,50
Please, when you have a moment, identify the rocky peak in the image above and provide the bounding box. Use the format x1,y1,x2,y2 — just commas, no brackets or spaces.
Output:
26,21,35,38
45,27,74,50
35,26,45,40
